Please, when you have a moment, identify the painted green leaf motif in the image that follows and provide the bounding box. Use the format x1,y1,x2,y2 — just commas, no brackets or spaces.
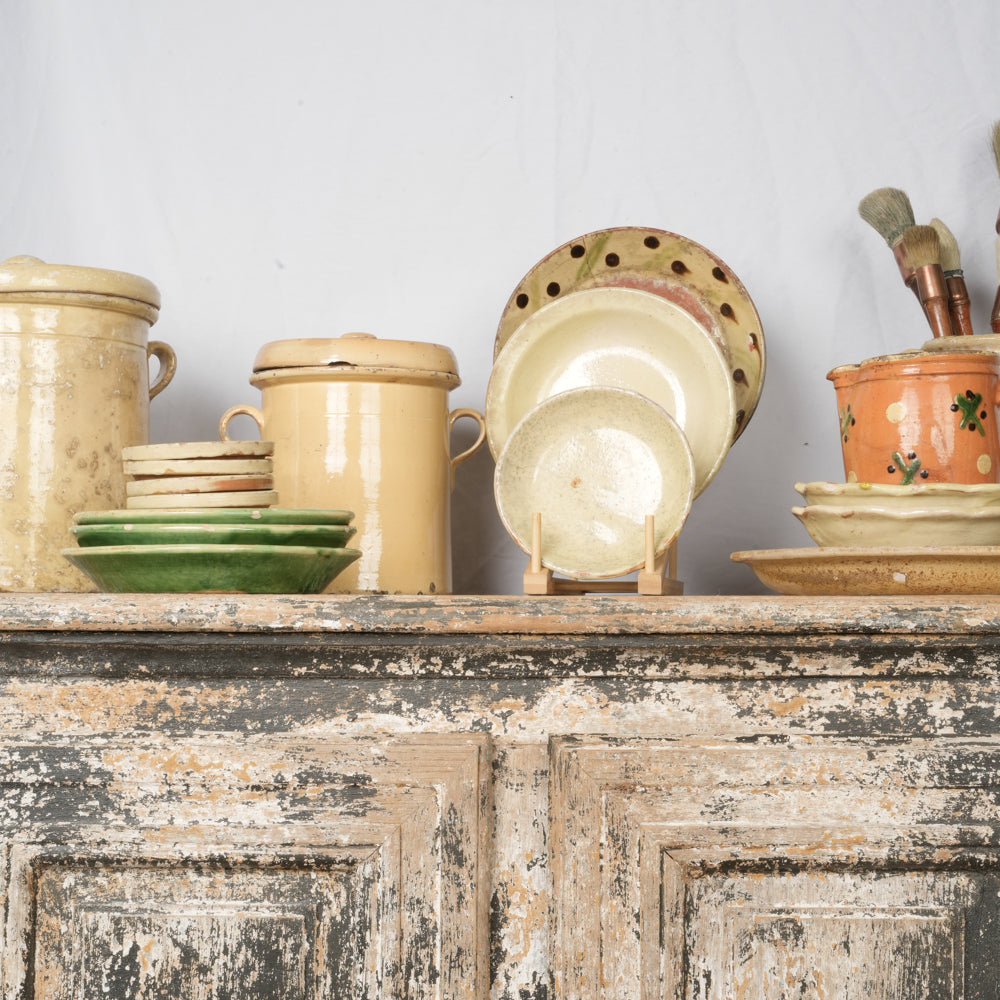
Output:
953,391,986,436
890,451,922,485
839,404,855,443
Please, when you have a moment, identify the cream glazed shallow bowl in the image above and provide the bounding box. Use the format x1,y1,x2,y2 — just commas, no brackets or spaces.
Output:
493,386,695,579
795,481,1000,512
792,502,1000,548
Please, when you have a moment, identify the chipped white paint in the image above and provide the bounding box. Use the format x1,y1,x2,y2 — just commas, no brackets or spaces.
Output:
0,595,997,997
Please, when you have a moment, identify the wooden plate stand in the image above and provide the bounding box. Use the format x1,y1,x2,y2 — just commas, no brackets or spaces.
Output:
522,512,682,596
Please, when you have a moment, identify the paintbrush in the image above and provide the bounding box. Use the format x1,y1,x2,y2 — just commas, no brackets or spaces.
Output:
992,120,1000,234
858,187,919,298
929,217,975,335
992,237,1000,333
901,225,954,338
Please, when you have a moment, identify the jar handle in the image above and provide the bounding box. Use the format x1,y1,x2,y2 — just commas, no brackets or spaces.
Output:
147,341,177,400
219,404,264,440
449,407,487,490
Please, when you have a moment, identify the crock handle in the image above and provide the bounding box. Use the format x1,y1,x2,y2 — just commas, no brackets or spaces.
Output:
147,341,177,400
449,407,487,490
219,404,264,440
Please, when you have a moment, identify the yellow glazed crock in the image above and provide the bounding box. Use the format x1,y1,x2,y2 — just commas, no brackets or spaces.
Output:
220,333,486,594
0,255,176,590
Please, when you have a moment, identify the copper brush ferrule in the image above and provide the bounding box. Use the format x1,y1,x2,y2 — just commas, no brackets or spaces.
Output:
992,238,1000,333
902,225,955,337
912,263,954,337
929,218,974,335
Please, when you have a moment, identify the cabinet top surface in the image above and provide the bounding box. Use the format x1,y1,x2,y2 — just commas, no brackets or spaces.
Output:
0,592,996,636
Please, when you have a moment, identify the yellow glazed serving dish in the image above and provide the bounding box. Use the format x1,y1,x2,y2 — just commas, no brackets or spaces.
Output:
792,502,1000,548
795,481,1000,511
732,546,1000,596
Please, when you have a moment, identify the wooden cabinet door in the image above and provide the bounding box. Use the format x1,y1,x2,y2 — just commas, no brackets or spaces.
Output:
550,735,1000,1000
0,734,490,999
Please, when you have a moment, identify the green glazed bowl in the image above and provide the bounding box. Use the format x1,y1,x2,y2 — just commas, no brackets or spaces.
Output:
73,507,354,526
63,544,361,593
72,521,357,549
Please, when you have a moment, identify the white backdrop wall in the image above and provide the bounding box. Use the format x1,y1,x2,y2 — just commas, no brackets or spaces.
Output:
4,0,1000,594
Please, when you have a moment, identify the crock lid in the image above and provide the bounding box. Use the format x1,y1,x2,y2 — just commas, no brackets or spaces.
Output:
0,255,161,310
827,347,997,381
252,332,460,377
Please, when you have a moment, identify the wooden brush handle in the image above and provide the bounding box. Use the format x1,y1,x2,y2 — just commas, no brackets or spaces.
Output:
892,241,921,301
945,275,975,335
991,285,1000,334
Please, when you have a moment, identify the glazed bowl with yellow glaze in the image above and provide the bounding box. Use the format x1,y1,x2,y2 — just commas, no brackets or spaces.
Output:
795,481,1000,512
792,502,1000,548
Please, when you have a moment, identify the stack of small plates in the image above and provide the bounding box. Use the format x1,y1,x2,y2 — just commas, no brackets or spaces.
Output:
63,507,360,594
487,226,765,581
63,439,360,593
122,440,278,508
732,481,1000,595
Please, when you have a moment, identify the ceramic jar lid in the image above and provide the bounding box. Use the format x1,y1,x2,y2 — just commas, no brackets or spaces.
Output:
828,348,1000,386
0,255,160,317
251,333,460,386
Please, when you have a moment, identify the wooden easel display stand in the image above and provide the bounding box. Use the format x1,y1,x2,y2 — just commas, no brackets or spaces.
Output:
522,513,682,596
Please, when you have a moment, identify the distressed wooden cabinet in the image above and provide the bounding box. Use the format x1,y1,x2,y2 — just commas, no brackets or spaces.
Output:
1,593,999,998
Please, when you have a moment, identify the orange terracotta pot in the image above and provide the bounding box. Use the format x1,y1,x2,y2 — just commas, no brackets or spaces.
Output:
827,350,1000,485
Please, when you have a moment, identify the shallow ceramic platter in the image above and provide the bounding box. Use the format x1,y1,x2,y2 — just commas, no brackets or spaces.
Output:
124,457,274,477
494,387,695,580
126,474,275,497
63,543,361,593
796,481,1000,511
486,286,735,496
126,490,279,509
495,226,765,440
75,507,353,526
122,440,274,461
731,546,1000,595
73,521,357,549
792,503,1000,547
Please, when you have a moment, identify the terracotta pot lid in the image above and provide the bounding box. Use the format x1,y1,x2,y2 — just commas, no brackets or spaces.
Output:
0,255,160,311
252,332,460,379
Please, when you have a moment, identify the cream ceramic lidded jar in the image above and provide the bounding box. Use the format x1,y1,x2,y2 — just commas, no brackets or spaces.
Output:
221,333,486,594
0,255,175,590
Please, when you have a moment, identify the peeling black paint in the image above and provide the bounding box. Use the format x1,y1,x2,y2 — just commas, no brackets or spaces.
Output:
7,596,1000,996
100,939,141,997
